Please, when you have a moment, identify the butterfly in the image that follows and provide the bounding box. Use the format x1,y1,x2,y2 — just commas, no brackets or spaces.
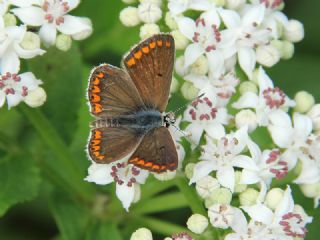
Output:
87,34,178,173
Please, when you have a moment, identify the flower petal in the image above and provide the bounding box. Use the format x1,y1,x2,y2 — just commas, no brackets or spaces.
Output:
189,161,215,184
39,23,57,46
232,92,259,109
242,4,265,27
202,7,220,26
177,17,196,40
0,50,20,73
116,183,135,211
184,43,204,68
185,123,204,147
232,155,258,171
217,166,235,192
0,91,6,108
66,0,80,11
84,163,113,185
241,169,260,184
14,44,45,59
274,186,294,217
205,123,225,140
218,8,241,29
189,0,211,11
230,208,248,233
247,139,262,162
206,50,225,78
238,47,256,79
11,6,45,26
257,67,274,93
57,15,92,35
294,159,320,184
242,204,273,225
6,94,23,109
293,113,313,140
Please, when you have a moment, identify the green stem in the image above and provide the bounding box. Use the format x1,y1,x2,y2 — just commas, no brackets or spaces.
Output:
20,105,94,203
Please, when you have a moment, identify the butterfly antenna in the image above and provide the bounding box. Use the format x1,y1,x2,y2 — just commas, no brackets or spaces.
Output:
173,93,205,114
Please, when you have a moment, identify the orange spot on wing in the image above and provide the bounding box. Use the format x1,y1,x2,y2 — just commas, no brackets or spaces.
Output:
91,145,100,151
149,41,156,49
97,72,104,78
152,165,160,171
94,103,102,113
94,130,102,139
144,162,153,167
134,50,142,59
91,93,100,103
93,77,100,85
142,46,150,54
165,41,171,47
126,57,136,67
157,40,163,47
137,159,145,165
160,165,167,171
92,86,101,93
91,139,100,146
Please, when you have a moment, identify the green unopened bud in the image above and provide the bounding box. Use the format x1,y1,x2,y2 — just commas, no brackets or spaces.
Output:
170,76,179,93
140,23,160,39
185,163,195,179
234,171,247,193
130,228,153,240
165,12,178,30
171,30,189,50
181,82,199,101
133,183,141,203
187,214,209,234
4,13,17,27
281,41,295,60
153,170,176,181
190,55,209,76
284,19,304,43
239,188,259,206
239,81,258,95
235,110,258,133
300,183,320,198
205,188,232,208
24,87,47,108
122,0,137,3
56,34,72,51
251,68,260,85
308,104,320,131
20,32,41,50
196,176,220,198
265,188,284,210
120,7,141,27
294,91,315,113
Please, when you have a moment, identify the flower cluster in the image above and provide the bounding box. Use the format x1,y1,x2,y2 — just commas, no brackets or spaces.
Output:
0,0,92,108
86,0,317,239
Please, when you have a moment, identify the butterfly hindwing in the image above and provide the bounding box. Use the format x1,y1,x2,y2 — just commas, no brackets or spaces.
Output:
88,127,143,164
123,34,175,112
128,127,178,173
88,64,145,117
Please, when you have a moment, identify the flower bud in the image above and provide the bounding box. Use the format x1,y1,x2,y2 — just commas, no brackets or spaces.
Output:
189,55,209,76
122,0,137,3
256,45,280,67
20,32,41,50
235,109,258,133
140,0,162,7
140,23,160,39
284,19,304,43
307,104,320,131
24,87,47,108
196,176,220,199
165,12,178,30
294,91,315,113
187,214,209,234
205,188,232,208
170,76,179,93
171,30,189,50
138,3,162,23
265,188,284,210
208,204,234,229
3,13,17,27
251,68,260,85
234,171,247,193
225,0,245,10
239,81,258,95
181,82,199,101
56,34,72,51
133,183,141,203
209,0,225,7
153,170,176,181
185,163,195,179
271,40,295,60
239,188,259,206
71,17,92,40
130,228,153,240
120,7,141,27
175,56,189,77
164,238,172,240
300,183,320,198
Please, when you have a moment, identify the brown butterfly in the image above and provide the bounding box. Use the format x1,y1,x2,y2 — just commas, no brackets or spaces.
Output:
87,34,178,173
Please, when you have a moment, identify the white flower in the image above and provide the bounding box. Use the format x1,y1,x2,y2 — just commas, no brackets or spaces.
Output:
0,71,42,108
178,8,236,77
187,214,208,234
1,0,33,15
268,111,320,184
241,139,288,187
119,7,141,27
195,175,220,198
190,127,257,192
0,20,45,73
130,228,153,240
185,71,239,107
219,5,272,78
183,95,230,147
242,186,312,239
233,67,295,126
85,161,149,211
168,0,211,15
138,2,162,23
208,204,244,230
12,0,92,46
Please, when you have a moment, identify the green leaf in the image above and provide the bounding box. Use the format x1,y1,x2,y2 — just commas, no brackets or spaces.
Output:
49,192,91,240
0,154,41,216
85,222,123,240
28,45,84,143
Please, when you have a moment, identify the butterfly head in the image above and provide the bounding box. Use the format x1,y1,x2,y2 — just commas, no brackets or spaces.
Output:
163,112,176,128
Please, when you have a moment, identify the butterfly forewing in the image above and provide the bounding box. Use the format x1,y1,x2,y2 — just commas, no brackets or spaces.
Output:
123,34,175,112
88,127,143,164
88,64,145,117
128,127,178,173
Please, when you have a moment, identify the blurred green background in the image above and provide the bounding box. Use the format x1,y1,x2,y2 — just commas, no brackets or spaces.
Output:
0,0,319,239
